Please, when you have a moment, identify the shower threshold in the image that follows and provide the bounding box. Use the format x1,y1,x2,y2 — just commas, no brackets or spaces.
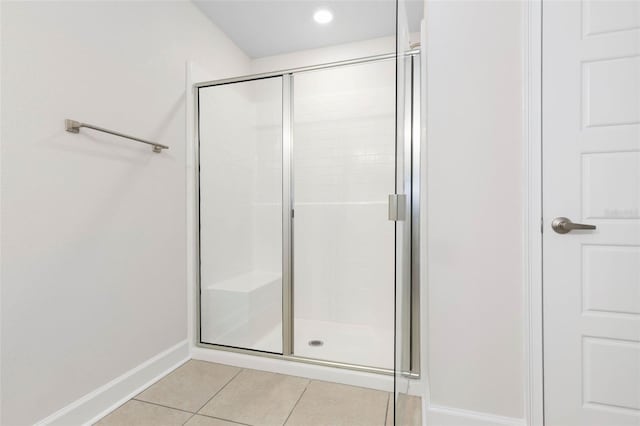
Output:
197,321,394,376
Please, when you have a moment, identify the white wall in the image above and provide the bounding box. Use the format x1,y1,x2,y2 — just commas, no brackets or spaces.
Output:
0,1,249,424
424,0,525,423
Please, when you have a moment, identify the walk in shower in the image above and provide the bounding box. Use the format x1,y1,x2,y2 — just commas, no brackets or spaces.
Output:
196,51,420,374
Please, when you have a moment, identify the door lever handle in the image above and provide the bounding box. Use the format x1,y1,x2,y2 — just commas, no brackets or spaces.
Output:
551,217,596,234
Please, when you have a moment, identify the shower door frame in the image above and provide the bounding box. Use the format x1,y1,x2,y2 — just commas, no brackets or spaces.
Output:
193,51,421,377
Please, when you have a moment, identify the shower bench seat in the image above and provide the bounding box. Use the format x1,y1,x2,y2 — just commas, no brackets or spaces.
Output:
200,271,282,352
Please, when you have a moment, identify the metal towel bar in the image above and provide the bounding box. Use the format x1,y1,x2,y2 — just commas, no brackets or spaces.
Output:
65,119,169,153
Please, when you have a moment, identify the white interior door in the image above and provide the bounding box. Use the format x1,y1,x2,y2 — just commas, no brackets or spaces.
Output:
543,1,640,425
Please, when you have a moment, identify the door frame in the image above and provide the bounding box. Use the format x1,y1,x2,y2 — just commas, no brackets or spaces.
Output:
523,1,544,425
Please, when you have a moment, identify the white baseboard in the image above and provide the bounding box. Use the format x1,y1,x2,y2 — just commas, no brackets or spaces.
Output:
36,340,190,426
426,405,526,426
191,346,401,394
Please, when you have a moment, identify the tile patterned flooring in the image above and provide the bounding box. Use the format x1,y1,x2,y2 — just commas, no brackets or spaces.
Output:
95,360,421,426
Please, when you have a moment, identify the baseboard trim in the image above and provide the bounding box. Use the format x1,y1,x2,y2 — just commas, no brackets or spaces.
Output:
426,405,526,426
35,340,190,426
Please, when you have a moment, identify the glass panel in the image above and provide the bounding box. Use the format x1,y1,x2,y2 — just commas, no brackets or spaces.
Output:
198,77,283,353
292,60,396,369
395,0,424,423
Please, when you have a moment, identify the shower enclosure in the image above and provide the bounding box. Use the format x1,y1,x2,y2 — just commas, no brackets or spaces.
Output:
195,53,420,375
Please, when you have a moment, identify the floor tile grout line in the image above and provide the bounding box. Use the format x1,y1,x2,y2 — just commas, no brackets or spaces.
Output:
194,413,253,426
182,412,197,426
96,361,193,424
384,392,391,426
194,367,245,414
130,398,196,415
281,379,311,426
129,363,244,425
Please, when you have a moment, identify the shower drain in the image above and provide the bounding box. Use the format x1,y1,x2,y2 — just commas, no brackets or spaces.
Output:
308,339,324,347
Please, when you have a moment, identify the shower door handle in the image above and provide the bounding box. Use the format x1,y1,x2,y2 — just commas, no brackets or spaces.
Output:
388,194,407,221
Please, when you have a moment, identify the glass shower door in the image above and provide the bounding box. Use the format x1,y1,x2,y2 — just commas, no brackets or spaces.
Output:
292,60,397,370
198,76,284,354
395,0,424,423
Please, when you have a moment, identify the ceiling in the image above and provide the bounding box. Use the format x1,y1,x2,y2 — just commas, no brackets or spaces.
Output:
193,0,423,58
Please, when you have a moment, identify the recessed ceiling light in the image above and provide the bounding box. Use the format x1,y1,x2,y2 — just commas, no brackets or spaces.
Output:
313,9,333,24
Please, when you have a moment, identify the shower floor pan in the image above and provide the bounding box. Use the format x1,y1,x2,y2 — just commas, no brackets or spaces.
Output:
255,319,393,370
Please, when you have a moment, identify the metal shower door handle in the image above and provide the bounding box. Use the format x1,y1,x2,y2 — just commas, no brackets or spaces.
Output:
551,217,596,234
388,194,407,221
